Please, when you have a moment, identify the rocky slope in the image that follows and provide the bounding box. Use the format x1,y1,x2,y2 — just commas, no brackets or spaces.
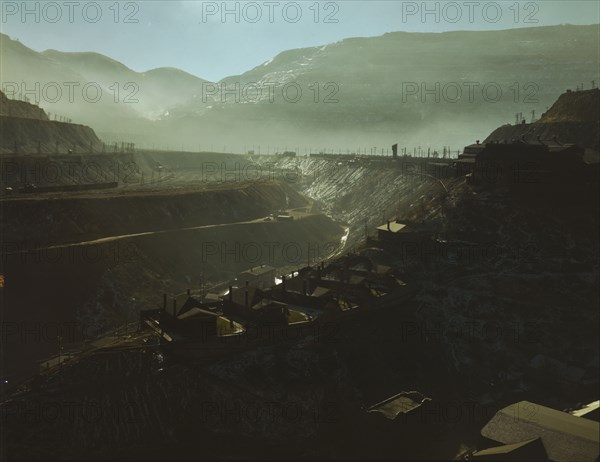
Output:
0,89,48,120
0,117,102,154
0,90,102,154
1,180,307,246
484,88,600,153
260,156,452,248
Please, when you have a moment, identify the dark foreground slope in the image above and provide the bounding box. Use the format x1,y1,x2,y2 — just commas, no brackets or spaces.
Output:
2,84,599,462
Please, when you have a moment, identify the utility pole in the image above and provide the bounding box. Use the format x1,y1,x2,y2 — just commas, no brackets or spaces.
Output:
57,335,63,365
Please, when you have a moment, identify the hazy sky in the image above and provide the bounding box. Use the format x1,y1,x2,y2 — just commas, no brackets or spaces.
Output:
2,1,599,81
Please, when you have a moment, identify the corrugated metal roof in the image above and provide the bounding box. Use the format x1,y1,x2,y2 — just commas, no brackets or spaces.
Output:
481,401,600,462
240,265,275,277
366,391,430,420
311,286,333,298
177,307,219,320
376,222,407,233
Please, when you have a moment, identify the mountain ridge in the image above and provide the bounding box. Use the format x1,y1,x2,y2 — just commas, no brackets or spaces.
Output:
2,24,599,150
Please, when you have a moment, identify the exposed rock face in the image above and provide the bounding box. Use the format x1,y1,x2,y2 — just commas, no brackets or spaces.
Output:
538,88,600,124
0,90,102,154
485,88,600,153
256,156,451,249
0,116,102,154
1,180,308,246
0,90,48,120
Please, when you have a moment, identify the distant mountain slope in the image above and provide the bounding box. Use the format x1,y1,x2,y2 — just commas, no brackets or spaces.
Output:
484,88,600,153
2,25,599,150
170,24,600,150
0,33,211,134
41,49,210,117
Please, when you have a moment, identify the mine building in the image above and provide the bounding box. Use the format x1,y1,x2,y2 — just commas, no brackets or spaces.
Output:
272,259,416,317
139,256,418,359
360,391,449,458
238,264,276,289
366,391,432,424
454,141,486,176
171,307,220,339
377,220,408,240
455,139,589,190
139,289,243,340
376,219,436,244
270,275,340,314
224,284,290,325
475,400,600,462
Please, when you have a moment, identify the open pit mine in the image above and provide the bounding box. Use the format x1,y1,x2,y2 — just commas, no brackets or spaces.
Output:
1,54,599,462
